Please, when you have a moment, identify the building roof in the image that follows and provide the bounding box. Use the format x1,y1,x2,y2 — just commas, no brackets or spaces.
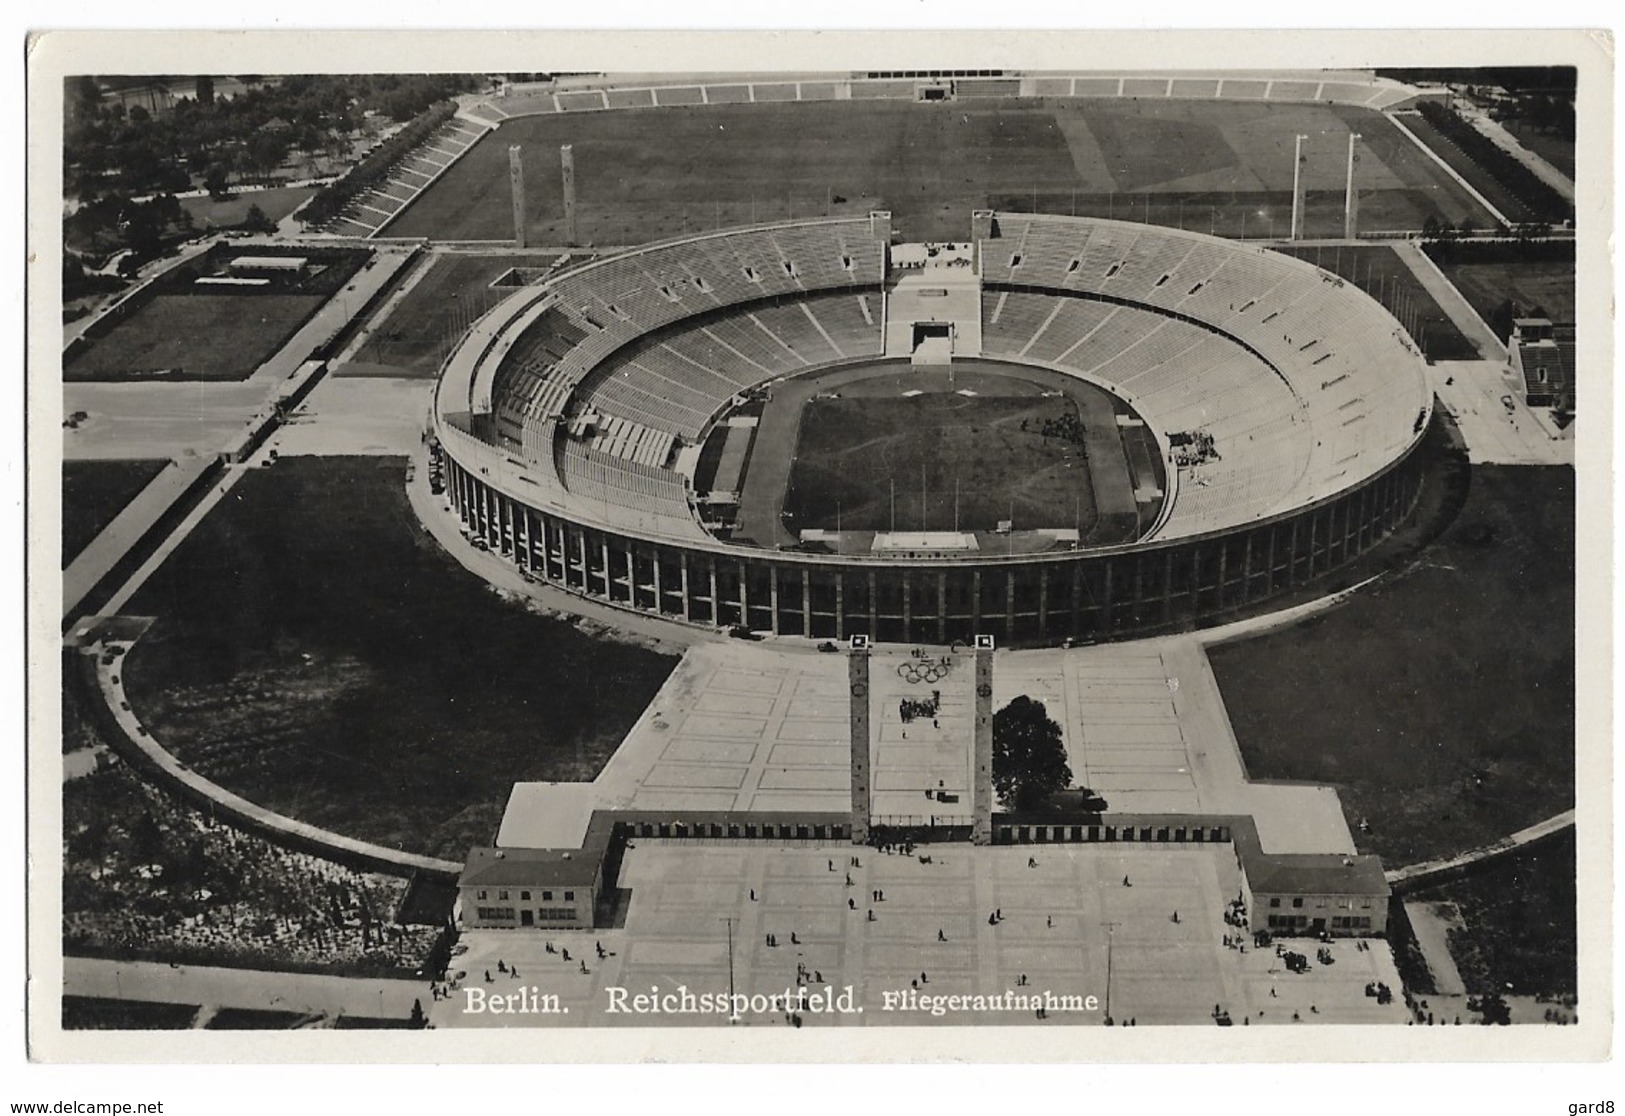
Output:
496,782,597,849
1244,853,1391,898
458,845,601,889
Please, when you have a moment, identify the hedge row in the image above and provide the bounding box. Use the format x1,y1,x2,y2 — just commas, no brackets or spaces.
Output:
298,101,460,228
1415,101,1573,225
1420,236,1575,267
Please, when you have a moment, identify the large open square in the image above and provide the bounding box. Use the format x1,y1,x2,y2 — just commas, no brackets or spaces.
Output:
435,843,1407,1028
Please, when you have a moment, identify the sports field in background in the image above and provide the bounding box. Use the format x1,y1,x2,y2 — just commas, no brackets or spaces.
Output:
386,99,1496,245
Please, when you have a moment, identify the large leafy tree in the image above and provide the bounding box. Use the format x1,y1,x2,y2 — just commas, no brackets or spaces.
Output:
992,695,1072,810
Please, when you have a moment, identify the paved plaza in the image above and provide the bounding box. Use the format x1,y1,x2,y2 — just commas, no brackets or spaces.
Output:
433,843,1407,1029
513,637,1358,856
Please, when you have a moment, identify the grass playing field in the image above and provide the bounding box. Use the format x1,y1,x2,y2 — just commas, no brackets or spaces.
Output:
63,293,329,381
386,99,1494,246
62,459,169,566
785,394,1099,535
121,456,678,860
1209,465,1574,867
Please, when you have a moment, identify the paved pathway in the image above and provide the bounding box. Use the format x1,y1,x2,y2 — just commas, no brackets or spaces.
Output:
1391,240,1505,362
1388,809,1576,889
1426,360,1574,466
1402,900,1468,996
65,957,428,1021
1458,106,1575,202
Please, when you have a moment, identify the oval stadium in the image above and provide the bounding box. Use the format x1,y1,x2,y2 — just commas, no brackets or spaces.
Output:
431,210,1433,645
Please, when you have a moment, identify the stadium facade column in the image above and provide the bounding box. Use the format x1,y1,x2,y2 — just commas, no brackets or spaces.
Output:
868,571,878,638
937,574,948,644
508,146,527,249
1004,570,1015,641
901,571,912,643
802,568,812,636
1095,562,1108,635
679,556,692,621
971,636,995,845
769,568,780,634
848,639,872,845
708,559,720,625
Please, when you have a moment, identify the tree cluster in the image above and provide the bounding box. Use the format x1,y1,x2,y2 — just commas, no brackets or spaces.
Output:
65,73,480,203
1415,101,1572,225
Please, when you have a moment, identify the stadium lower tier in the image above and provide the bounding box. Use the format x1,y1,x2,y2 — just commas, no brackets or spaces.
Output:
442,438,1426,646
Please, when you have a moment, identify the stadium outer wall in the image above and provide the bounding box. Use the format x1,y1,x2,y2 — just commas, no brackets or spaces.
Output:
438,433,1427,647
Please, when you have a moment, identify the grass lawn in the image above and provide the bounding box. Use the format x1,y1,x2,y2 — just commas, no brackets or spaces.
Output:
63,293,328,381
121,456,678,860
348,252,539,378
61,996,199,1030
784,394,1100,534
179,185,317,231
1272,244,1479,361
62,459,169,566
1411,831,1577,999
390,99,1491,245
1209,466,1574,866
1433,259,1576,342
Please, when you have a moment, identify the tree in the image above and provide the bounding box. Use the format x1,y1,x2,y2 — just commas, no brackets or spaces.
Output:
992,696,1073,810
242,204,276,234
203,164,231,200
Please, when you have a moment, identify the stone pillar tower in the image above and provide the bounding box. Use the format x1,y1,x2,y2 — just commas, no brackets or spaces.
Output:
972,634,995,845
848,636,872,844
508,145,526,249
1343,132,1362,241
1289,133,1308,241
560,144,579,246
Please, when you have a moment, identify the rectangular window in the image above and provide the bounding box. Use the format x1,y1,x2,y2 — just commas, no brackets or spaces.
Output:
498,890,509,901
542,891,553,901
1269,897,1281,909
477,890,488,901
564,891,576,902
520,891,531,901
1292,897,1304,909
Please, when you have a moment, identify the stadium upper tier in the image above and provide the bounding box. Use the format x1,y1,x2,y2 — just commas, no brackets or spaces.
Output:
436,213,1429,553
460,71,1421,124
977,213,1431,539
435,217,886,538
